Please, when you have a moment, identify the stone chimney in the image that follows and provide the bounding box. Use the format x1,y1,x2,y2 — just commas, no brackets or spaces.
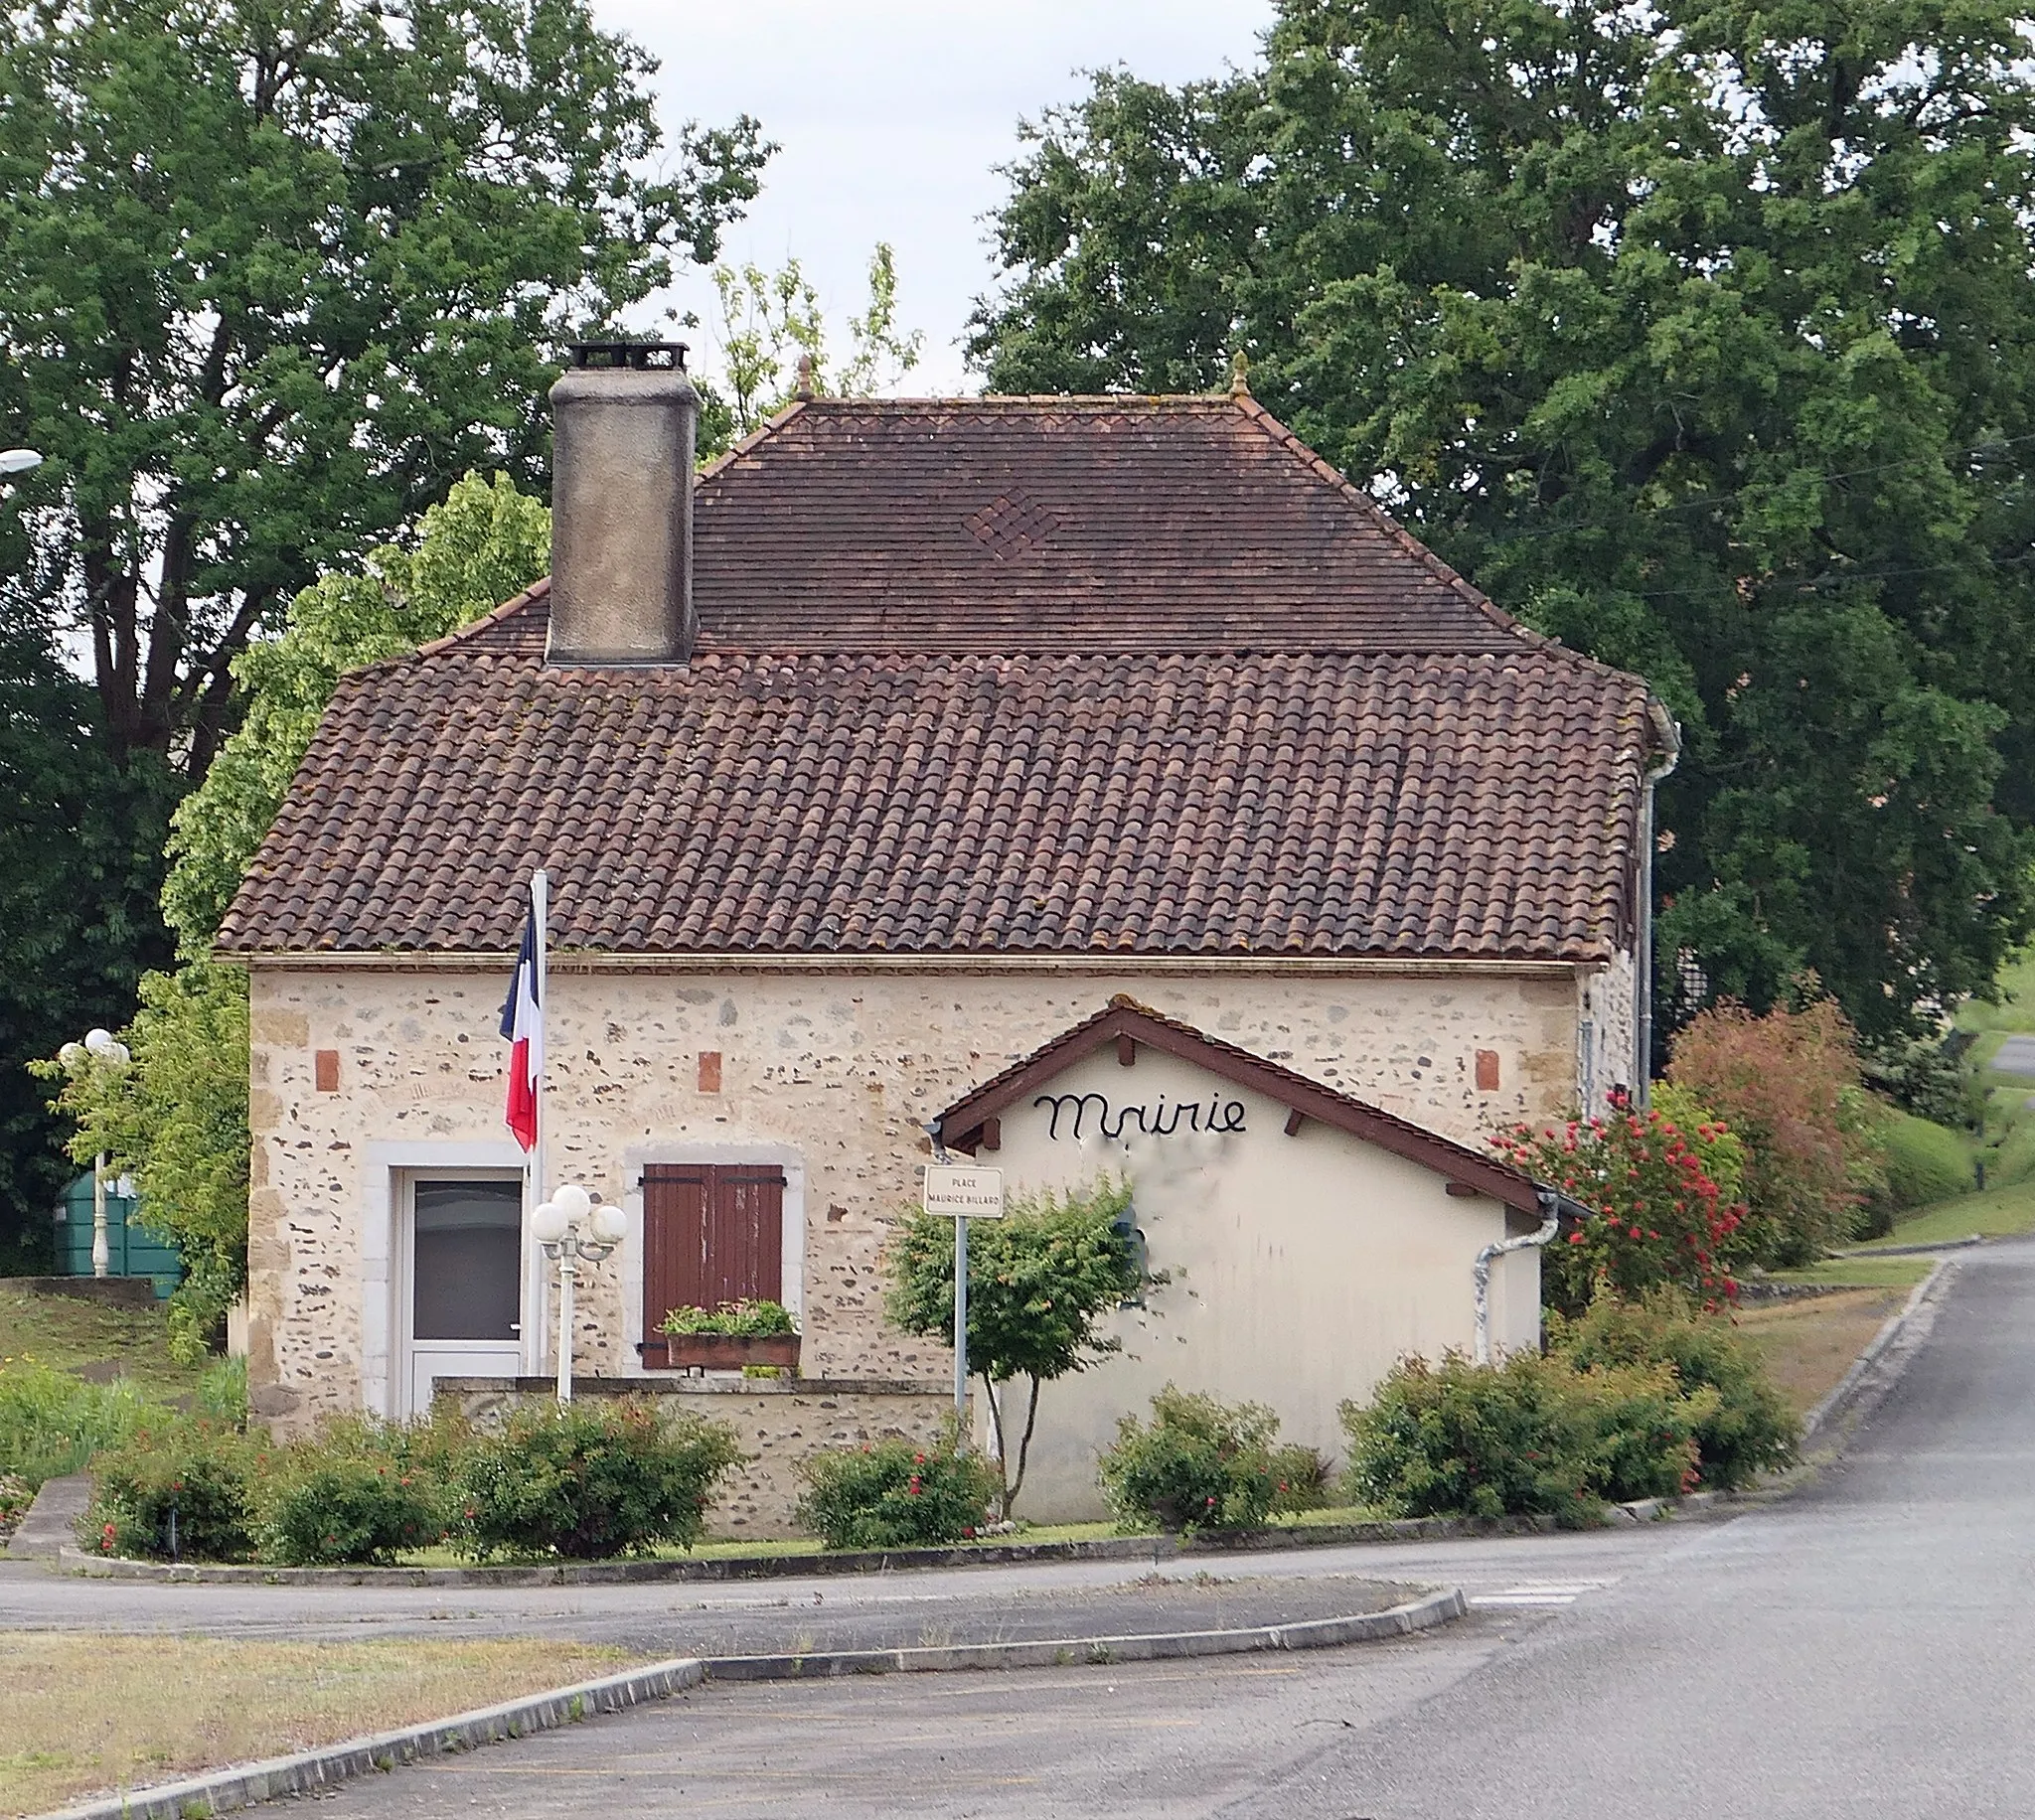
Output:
547,341,699,665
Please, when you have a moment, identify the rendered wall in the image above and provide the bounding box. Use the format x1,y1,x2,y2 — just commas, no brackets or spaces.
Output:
244,962,1582,1439
972,1041,1542,1521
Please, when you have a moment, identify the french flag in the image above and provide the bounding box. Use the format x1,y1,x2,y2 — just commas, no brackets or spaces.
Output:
499,907,542,1151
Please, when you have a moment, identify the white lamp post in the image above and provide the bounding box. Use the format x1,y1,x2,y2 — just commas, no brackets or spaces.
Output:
531,1182,626,1403
57,1027,131,1279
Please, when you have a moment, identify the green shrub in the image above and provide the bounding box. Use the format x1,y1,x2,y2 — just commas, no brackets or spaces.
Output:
1876,1111,1972,1211
1341,1353,1599,1523
0,1362,147,1490
251,1418,448,1565
196,1356,249,1428
0,1473,30,1534
1099,1386,1283,1534
1549,1290,1798,1488
454,1401,742,1560
1862,1032,1975,1130
86,1420,256,1561
1269,1442,1333,1515
660,1298,795,1336
795,1433,1000,1550
1565,1363,1710,1503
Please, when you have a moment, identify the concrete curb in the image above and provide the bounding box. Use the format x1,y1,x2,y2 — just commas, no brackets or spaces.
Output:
27,1588,1468,1818
700,1584,1468,1680
34,1655,706,1820
55,1494,1741,1585
1800,1258,1957,1450
1835,1235,1985,1259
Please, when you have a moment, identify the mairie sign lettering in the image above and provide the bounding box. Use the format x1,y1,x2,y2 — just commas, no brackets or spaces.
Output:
1032,1090,1248,1143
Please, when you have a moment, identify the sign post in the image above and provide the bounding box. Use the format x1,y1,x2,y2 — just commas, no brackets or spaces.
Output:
922,1163,1006,1432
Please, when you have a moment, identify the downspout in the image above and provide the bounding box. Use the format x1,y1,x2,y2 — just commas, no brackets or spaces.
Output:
1635,700,1682,1109
1473,1188,1563,1365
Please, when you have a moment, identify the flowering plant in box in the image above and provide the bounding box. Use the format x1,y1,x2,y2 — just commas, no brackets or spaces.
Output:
660,1298,796,1337
1492,1092,1750,1316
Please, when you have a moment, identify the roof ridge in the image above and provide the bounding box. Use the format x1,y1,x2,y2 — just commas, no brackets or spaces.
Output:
1227,395,1540,647
1227,395,1669,693
695,392,1245,491
696,397,811,486
798,393,1238,410
379,576,550,670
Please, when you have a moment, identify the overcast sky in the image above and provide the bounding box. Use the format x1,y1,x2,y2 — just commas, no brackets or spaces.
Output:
594,1,1274,393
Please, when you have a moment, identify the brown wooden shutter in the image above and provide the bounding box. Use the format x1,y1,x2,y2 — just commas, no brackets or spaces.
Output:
642,1163,785,1335
643,1165,711,1332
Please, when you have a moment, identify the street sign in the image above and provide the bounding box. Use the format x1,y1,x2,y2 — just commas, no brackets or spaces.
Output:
923,1164,1005,1219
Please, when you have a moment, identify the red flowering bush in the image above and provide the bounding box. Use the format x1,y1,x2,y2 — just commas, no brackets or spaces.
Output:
1669,998,1887,1265
796,1427,997,1550
1493,1096,1750,1316
84,1418,257,1561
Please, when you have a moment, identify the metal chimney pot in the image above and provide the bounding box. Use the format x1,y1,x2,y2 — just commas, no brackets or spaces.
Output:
547,341,700,665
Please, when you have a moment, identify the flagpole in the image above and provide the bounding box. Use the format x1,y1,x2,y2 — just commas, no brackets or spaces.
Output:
530,868,549,1379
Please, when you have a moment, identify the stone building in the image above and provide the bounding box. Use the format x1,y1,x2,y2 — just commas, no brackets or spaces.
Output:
217,347,1675,1526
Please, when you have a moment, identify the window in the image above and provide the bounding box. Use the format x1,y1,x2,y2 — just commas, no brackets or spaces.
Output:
642,1163,786,1332
411,1178,522,1341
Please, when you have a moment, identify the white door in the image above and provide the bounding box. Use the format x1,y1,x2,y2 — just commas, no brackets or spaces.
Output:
402,1176,524,1416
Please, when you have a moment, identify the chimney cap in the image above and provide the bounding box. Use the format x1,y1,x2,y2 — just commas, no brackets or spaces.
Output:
568,340,689,372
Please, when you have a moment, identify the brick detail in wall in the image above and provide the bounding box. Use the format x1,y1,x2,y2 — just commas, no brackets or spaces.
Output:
698,1051,722,1093
1476,1049,1500,1092
314,1049,340,1093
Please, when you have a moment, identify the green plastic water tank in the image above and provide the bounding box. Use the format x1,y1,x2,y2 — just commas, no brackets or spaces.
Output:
52,1173,182,1298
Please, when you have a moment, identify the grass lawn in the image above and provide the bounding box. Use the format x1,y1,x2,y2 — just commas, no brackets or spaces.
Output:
0,1283,201,1403
1854,1177,2035,1249
390,1505,1388,1570
1735,1288,1907,1418
1768,1254,1936,1290
0,1632,636,1817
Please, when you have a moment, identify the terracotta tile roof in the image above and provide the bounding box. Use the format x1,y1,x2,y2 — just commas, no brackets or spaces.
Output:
933,995,1547,1214
218,395,1666,962
679,395,1526,653
217,628,1655,960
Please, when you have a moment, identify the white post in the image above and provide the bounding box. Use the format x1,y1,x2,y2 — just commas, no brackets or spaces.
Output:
555,1247,576,1405
90,1151,109,1279
953,1214,968,1432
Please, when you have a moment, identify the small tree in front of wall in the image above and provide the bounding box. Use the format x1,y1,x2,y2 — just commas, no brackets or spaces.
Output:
887,1174,1143,1519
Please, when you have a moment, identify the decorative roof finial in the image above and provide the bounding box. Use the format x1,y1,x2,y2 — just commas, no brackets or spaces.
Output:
794,353,816,401
1229,348,1251,398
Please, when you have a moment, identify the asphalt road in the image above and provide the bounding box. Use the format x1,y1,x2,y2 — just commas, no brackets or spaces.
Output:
12,1240,2025,1817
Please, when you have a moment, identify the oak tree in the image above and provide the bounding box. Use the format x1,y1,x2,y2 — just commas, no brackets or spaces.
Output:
971,0,2035,1038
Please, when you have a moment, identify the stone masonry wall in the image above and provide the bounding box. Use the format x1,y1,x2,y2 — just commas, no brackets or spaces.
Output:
245,962,1594,1432
443,1378,952,1539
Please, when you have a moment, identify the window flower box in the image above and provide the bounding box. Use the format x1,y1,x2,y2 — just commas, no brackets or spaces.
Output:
638,1332,801,1372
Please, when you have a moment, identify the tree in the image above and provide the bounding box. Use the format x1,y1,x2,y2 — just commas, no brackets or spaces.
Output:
164,471,549,955
969,0,2035,1039
0,0,767,777
695,244,925,455
35,473,549,1347
886,1175,1142,1517
0,599,172,1268
35,962,248,1357
1667,996,1888,1267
